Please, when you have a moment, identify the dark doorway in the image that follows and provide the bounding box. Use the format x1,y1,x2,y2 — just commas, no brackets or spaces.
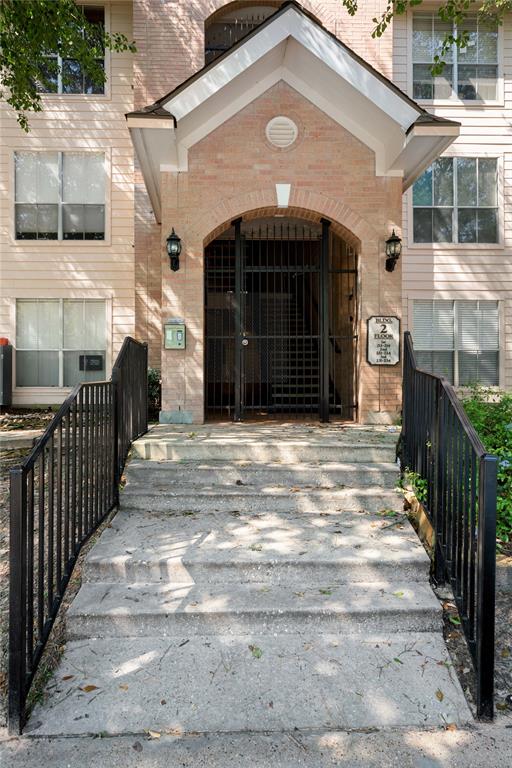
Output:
205,217,357,421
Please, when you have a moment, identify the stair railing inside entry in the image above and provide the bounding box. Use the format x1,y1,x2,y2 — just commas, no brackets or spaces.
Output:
401,331,497,720
8,336,148,734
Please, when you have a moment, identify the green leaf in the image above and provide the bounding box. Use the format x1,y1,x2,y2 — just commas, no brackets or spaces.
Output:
249,644,263,659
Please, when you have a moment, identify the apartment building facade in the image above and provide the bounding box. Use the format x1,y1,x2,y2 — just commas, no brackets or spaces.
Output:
0,1,510,423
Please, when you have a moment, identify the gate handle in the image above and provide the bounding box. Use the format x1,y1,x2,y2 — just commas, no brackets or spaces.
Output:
241,338,249,346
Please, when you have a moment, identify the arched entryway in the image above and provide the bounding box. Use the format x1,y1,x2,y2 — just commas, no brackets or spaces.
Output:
204,215,358,422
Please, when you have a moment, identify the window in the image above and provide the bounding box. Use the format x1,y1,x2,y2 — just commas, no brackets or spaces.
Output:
205,4,277,63
412,157,498,243
38,6,105,95
413,299,499,386
413,13,498,101
15,152,105,240
16,299,106,387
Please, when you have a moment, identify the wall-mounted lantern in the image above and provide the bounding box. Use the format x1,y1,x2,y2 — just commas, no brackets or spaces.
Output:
166,228,182,272
385,229,402,272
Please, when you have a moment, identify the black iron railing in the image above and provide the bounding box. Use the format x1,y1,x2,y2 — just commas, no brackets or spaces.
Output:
8,337,148,733
402,331,497,720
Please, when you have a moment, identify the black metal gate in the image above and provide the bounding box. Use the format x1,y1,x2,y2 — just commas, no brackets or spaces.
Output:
205,217,357,421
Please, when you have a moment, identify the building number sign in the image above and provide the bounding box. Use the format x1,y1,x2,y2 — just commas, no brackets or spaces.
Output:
367,316,400,366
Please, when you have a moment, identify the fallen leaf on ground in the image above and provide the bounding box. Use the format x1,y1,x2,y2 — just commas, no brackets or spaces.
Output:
80,684,99,693
148,730,161,739
449,616,461,626
249,644,263,659
393,657,403,665
132,741,143,752
435,689,444,702
62,675,74,681
119,684,129,691
249,543,262,551
393,591,404,598
444,723,457,731
319,588,333,595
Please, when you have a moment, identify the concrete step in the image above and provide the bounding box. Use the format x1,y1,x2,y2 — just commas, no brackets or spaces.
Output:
27,632,471,736
67,581,442,639
131,425,399,463
119,486,403,515
83,507,430,585
133,439,397,463
125,460,399,489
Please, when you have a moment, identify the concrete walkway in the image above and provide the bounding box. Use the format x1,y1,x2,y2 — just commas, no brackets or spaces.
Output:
24,424,472,740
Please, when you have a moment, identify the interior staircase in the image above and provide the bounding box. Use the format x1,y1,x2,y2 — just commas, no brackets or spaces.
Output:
27,424,471,738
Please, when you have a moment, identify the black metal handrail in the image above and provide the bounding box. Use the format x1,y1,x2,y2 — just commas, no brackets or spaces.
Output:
401,331,497,719
8,337,148,733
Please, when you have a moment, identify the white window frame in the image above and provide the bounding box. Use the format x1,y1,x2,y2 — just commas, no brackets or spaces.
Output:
407,151,503,250
409,297,502,387
407,8,504,107
38,3,111,100
13,150,108,243
15,298,109,389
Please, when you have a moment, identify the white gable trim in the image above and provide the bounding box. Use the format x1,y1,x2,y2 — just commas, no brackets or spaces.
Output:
128,3,458,222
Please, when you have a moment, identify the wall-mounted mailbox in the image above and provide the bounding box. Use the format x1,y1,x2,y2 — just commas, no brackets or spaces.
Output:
164,321,186,350
79,354,104,372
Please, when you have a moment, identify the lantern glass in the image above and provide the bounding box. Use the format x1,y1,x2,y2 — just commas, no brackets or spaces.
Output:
385,230,402,259
166,228,181,257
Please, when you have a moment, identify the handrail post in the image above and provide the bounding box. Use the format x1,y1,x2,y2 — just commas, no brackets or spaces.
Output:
476,453,497,720
112,365,120,506
433,379,445,584
8,468,27,735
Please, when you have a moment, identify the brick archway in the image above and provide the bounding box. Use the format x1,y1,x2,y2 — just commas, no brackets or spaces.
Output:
200,189,378,250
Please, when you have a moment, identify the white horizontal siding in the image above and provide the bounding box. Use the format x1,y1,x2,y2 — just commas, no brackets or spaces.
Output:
0,2,135,405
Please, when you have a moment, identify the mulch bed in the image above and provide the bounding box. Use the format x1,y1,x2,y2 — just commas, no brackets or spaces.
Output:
0,410,54,432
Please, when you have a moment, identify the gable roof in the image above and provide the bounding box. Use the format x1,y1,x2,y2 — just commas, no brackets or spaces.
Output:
127,1,459,222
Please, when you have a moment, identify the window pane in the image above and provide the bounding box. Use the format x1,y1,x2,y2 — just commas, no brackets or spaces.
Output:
63,204,84,239
15,204,37,239
85,301,106,348
16,351,59,387
413,167,432,206
37,152,59,203
84,60,105,95
433,158,453,205
62,59,83,94
413,16,433,60
479,300,499,350
458,65,477,99
477,208,498,242
433,18,453,60
63,153,104,204
413,208,433,242
63,301,84,349
37,57,58,93
37,204,58,239
433,65,453,99
458,300,479,350
458,18,478,63
433,208,453,242
15,153,37,203
478,27,498,62
415,351,454,383
458,208,477,242
84,205,105,239
37,300,60,349
16,301,39,349
476,65,497,100
478,158,497,206
413,64,433,100
457,158,477,206
459,351,499,386
63,349,105,386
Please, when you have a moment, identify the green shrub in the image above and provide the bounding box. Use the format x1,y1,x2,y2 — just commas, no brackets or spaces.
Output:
148,367,161,422
462,387,512,544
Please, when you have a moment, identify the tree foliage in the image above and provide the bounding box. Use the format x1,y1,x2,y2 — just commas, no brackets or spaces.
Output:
0,0,136,131
342,1,512,73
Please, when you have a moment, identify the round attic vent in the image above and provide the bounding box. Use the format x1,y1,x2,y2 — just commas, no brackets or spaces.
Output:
265,116,298,148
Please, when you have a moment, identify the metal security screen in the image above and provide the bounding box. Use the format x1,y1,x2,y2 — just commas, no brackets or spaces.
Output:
205,218,357,421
